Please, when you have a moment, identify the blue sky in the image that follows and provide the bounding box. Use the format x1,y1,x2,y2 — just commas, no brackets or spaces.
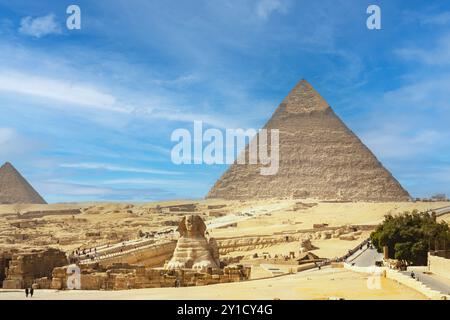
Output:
0,0,450,202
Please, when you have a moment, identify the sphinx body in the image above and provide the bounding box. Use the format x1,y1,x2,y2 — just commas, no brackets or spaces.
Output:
166,215,219,271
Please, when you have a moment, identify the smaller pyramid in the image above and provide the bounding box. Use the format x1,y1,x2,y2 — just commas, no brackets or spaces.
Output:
0,162,46,204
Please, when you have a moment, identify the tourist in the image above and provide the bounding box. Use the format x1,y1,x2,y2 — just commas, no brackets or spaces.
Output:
30,287,34,298
25,287,29,298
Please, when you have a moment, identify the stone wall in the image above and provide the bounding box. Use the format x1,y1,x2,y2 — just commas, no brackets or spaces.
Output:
216,226,361,254
428,252,450,280
18,209,81,219
0,251,13,283
50,264,250,290
81,241,176,268
2,248,68,289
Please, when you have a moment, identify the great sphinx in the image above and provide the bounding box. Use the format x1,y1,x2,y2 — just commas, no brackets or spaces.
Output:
166,214,220,271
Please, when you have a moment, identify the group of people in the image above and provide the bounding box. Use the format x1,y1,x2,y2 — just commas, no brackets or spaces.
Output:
24,287,34,298
72,247,98,257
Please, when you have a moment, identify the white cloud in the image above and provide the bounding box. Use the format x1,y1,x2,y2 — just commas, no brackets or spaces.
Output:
0,127,40,159
395,33,450,66
36,180,173,199
421,12,450,26
383,77,450,110
256,0,288,20
0,68,237,128
100,178,206,189
59,162,181,175
0,70,125,112
362,129,443,159
0,127,15,145
19,14,61,38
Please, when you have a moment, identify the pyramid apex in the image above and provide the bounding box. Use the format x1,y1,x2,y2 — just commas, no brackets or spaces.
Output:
1,162,14,169
282,79,330,113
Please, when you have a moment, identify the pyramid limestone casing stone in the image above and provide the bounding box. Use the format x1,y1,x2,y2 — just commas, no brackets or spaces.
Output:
0,162,46,204
207,80,410,201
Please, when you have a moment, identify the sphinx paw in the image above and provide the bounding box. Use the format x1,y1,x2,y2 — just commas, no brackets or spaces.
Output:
192,261,213,271
167,261,185,270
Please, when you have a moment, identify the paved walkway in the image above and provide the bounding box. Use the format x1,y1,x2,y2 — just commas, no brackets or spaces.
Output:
350,248,383,267
346,246,383,267
401,269,450,295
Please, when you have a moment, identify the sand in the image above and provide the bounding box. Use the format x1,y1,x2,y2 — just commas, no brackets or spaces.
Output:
1,199,447,300
1,199,448,255
0,267,425,300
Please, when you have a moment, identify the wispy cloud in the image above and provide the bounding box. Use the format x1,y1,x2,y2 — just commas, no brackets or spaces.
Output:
19,14,61,38
36,180,174,200
0,61,240,128
255,0,288,20
420,11,450,26
0,70,126,112
0,127,41,159
59,162,182,175
383,77,450,110
395,33,450,66
362,128,443,159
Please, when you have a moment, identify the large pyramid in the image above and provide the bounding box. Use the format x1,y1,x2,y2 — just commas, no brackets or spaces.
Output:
207,80,410,201
0,162,47,204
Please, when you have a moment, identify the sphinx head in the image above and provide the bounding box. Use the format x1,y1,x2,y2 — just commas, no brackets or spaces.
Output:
177,214,206,238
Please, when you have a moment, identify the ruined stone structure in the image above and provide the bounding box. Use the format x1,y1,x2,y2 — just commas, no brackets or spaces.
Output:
207,80,410,201
0,251,13,283
17,209,81,219
79,240,176,268
2,248,67,289
50,263,250,290
0,162,47,204
166,215,220,271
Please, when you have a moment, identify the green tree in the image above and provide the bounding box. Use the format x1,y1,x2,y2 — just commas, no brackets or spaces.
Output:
370,211,450,265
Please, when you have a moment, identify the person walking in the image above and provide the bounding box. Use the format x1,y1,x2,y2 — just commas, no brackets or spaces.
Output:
25,287,29,298
30,287,34,298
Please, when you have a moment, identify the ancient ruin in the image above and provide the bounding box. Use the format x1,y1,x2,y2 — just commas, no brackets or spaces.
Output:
2,248,67,289
166,214,220,271
0,162,47,204
207,80,410,201
46,215,250,290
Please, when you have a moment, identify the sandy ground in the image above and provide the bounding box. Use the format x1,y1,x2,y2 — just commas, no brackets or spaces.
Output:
1,199,448,257
210,201,449,238
1,199,447,300
0,267,425,300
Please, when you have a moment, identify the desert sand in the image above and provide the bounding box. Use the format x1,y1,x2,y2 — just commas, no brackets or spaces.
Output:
0,267,425,300
1,199,448,300
1,199,447,255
